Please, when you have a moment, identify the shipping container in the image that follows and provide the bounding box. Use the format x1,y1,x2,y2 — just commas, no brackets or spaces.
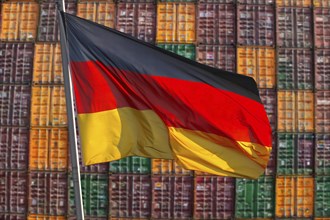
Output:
315,176,330,217
314,0,330,7
276,176,314,218
33,43,63,85
276,0,311,6
0,127,29,170
277,7,312,48
116,3,156,43
235,176,274,218
259,89,276,132
277,90,314,132
0,43,34,84
28,172,67,216
156,3,196,43
0,2,39,41
194,176,234,219
237,5,274,46
316,91,330,133
0,84,31,126
314,8,330,49
38,3,77,42
197,3,235,45
199,0,234,2
277,48,313,90
151,159,192,175
238,0,274,4
315,134,330,175
152,176,193,219
109,175,151,218
315,49,330,90
30,86,67,127
0,171,28,214
29,128,68,171
109,157,150,174
157,44,195,60
77,2,116,28
27,215,66,220
0,214,26,220
265,136,276,175
69,174,108,217
237,46,275,88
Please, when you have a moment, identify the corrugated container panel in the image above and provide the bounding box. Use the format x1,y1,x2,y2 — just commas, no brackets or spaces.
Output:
277,91,314,132
156,3,196,43
259,89,276,132
197,45,235,72
314,0,330,7
237,47,275,88
237,5,274,46
277,7,312,48
109,156,150,174
69,174,108,217
116,3,156,43
264,134,276,175
314,8,330,49
117,0,154,2
277,133,314,175
238,0,274,4
194,176,234,219
33,43,63,85
276,0,311,6
77,2,116,28
277,48,313,90
0,85,31,126
316,91,330,133
275,176,314,218
109,175,151,218
151,159,192,175
199,0,234,2
152,176,193,219
235,176,274,218
29,128,68,171
0,214,26,220
315,49,330,90
197,3,235,45
30,86,67,127
0,43,34,84
27,215,66,220
0,127,29,170
38,3,77,42
0,171,27,214
157,44,195,60
0,2,39,41
315,176,330,217
315,134,330,175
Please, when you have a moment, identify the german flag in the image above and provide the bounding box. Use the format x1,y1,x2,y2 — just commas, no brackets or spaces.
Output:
60,12,272,179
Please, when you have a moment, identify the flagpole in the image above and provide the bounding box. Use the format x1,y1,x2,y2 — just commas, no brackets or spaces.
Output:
56,1,85,220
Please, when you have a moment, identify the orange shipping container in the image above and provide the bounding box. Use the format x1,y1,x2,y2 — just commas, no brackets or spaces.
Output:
237,47,275,89
276,176,314,218
0,2,39,41
33,43,63,85
276,0,311,7
77,2,116,28
28,215,66,220
314,0,330,7
29,128,68,171
157,3,196,43
152,159,192,175
30,86,67,127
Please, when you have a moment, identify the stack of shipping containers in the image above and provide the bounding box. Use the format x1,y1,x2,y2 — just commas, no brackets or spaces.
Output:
0,0,330,219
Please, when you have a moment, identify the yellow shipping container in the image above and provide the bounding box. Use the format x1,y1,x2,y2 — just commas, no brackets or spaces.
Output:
77,2,116,28
0,2,39,41
28,215,66,220
314,0,330,7
152,159,192,175
237,47,275,89
29,128,68,171
276,0,311,7
33,43,63,85
157,3,196,43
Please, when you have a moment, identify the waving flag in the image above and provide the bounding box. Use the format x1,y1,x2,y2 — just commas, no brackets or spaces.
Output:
59,11,272,179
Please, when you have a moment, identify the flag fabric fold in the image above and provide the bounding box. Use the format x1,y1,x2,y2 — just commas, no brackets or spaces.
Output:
60,11,272,179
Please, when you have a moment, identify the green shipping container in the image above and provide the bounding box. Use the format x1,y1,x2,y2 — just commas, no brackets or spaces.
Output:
315,176,330,217
69,174,108,217
157,44,196,60
235,176,275,218
109,156,151,174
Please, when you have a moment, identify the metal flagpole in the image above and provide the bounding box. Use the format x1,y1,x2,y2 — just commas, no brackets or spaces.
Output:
56,1,85,219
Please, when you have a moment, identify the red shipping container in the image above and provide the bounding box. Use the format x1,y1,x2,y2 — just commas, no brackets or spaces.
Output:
0,127,29,170
0,214,26,220
0,171,28,214
116,3,156,43
316,91,330,133
0,85,31,126
196,45,235,72
194,176,234,219
316,134,330,175
237,5,274,46
152,176,193,219
314,8,330,48
0,43,34,84
109,175,151,218
197,3,235,45
259,89,276,132
28,172,68,216
315,49,330,90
